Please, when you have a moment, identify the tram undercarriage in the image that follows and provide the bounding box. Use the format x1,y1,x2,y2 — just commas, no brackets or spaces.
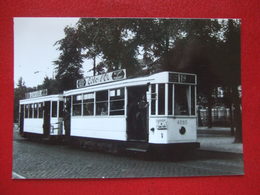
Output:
66,135,199,159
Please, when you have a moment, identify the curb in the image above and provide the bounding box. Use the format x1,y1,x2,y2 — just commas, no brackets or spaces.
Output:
198,130,233,136
198,148,243,154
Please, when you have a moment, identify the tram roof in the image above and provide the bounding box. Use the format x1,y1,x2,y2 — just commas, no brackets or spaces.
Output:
20,94,64,104
63,71,196,96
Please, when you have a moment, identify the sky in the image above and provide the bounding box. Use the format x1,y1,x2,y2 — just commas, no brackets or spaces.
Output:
14,17,94,88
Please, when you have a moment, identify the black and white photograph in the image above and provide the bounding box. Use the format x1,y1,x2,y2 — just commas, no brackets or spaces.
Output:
13,17,243,179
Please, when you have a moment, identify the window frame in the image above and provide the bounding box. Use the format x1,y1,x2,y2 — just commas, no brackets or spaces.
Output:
38,102,44,118
83,92,94,116
109,88,125,116
150,83,196,116
95,90,109,116
72,94,83,116
51,101,58,118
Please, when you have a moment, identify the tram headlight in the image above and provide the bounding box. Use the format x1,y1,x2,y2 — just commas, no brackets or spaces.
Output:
179,126,186,135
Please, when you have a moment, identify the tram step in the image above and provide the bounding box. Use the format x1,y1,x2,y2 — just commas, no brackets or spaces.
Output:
125,147,148,153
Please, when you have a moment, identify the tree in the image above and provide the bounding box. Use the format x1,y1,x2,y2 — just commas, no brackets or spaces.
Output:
37,76,59,94
77,18,143,76
54,26,83,91
14,77,27,122
218,20,241,142
54,18,242,142
161,19,241,142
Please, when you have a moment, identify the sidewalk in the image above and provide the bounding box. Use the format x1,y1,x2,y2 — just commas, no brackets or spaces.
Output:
197,127,243,154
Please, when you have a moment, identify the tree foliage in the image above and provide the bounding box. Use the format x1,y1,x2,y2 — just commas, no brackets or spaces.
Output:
37,76,59,94
14,77,27,122
53,18,241,142
54,26,83,91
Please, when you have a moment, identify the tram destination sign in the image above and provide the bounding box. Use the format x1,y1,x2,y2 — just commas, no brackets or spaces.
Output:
76,69,126,88
25,89,48,99
169,73,196,84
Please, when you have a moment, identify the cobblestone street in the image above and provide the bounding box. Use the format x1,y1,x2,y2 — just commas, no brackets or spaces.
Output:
12,128,244,179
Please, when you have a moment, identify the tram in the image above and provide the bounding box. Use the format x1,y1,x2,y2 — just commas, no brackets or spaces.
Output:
18,70,199,153
63,70,199,152
19,90,64,139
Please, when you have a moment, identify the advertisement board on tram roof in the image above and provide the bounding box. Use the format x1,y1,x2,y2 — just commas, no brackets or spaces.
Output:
76,69,126,88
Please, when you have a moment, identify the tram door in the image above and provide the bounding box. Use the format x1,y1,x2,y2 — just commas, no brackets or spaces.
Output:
19,105,24,134
127,86,148,141
43,101,51,136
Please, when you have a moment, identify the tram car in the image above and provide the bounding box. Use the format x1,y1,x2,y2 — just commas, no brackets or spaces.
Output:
19,90,64,139
63,70,199,153
18,70,200,153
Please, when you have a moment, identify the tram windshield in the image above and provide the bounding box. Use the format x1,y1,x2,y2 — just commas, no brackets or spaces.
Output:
174,85,189,115
151,83,195,116
174,85,195,115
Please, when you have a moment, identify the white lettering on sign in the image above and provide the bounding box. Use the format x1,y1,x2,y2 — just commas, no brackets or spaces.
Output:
156,119,167,130
77,69,126,88
177,119,188,125
25,89,48,99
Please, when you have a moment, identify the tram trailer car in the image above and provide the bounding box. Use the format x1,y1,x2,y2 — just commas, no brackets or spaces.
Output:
19,94,64,139
62,70,200,154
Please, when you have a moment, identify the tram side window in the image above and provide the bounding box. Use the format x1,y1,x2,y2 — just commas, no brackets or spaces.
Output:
25,105,29,118
174,85,189,115
59,101,64,118
29,104,33,118
73,95,82,116
83,93,94,116
52,101,57,117
38,103,43,118
158,84,165,115
110,88,124,115
151,84,156,115
96,90,108,115
168,84,173,115
33,103,38,118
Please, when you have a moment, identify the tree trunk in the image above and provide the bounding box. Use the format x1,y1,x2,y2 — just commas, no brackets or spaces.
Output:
229,102,235,136
207,95,213,128
197,108,202,126
232,86,242,143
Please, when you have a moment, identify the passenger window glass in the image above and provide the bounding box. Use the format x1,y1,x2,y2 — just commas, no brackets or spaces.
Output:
96,90,108,115
158,84,165,115
168,84,173,115
110,88,124,115
29,104,33,118
38,103,43,118
59,101,64,118
52,101,57,117
34,103,38,118
25,105,29,118
191,86,195,115
151,84,156,115
83,93,94,116
174,85,189,115
73,95,82,116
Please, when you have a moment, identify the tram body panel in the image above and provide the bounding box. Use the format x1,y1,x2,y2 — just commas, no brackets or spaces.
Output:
167,117,197,142
24,118,44,134
18,71,199,151
70,117,127,141
19,94,64,137
148,117,197,144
